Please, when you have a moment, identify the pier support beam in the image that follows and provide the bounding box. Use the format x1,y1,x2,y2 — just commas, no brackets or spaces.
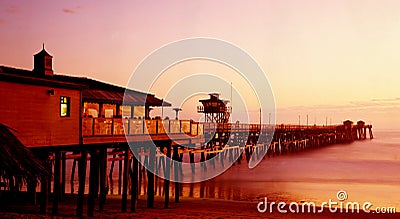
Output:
52,151,61,215
164,144,171,208
121,145,130,212
131,147,138,212
172,145,180,203
76,149,88,217
61,152,66,199
138,158,142,196
70,158,77,194
118,157,122,195
27,178,37,205
147,145,155,208
40,153,50,214
87,149,99,217
99,147,107,211
109,154,115,195
189,150,195,173
40,177,48,214
369,126,374,139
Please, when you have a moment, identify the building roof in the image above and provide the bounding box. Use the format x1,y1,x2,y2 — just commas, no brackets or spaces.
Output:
199,93,227,105
0,66,86,89
33,44,53,58
0,65,170,106
34,48,53,58
83,89,169,106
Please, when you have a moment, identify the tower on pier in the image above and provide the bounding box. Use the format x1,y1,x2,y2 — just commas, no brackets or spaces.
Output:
197,93,231,123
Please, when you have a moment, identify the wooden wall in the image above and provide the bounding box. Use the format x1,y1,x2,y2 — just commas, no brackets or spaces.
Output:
0,81,81,147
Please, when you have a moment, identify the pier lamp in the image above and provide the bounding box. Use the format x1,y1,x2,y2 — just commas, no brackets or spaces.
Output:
173,108,182,120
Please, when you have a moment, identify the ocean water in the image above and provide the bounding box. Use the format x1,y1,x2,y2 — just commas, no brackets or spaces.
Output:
179,131,400,210
60,131,399,210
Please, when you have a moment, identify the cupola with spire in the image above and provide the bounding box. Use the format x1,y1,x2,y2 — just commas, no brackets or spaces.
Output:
33,44,53,76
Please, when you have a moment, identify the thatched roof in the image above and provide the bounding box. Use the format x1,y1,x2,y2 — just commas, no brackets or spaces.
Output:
0,123,51,183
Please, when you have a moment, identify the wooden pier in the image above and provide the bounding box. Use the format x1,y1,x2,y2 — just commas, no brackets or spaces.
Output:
12,118,371,217
0,48,374,217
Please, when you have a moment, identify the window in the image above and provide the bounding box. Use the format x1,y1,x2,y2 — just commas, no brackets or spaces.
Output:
101,103,116,118
120,105,132,118
104,109,113,118
60,96,70,117
83,102,99,118
133,106,145,118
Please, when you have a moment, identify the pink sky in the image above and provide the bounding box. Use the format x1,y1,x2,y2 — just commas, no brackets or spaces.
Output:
1,0,400,130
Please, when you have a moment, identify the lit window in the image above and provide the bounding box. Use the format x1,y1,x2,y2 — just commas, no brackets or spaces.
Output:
133,106,145,118
120,105,132,118
60,96,70,117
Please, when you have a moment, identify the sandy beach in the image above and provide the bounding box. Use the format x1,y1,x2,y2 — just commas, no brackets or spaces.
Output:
1,194,398,219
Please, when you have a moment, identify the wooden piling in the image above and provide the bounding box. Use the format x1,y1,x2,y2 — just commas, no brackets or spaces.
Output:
147,145,155,208
52,151,61,215
27,178,37,205
118,156,122,195
199,181,205,198
189,182,194,197
40,176,48,214
76,149,87,217
189,150,195,173
99,147,107,211
138,157,142,196
131,148,138,212
172,145,180,203
164,144,171,208
70,158,76,194
369,126,374,139
87,149,99,217
237,147,241,164
179,150,184,175
40,153,49,214
61,152,66,199
121,146,130,212
109,154,115,195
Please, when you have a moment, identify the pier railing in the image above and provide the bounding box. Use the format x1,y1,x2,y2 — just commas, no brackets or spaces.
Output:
81,119,277,137
82,118,205,137
82,118,368,138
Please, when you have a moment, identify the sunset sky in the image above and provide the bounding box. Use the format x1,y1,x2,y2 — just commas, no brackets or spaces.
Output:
1,0,400,130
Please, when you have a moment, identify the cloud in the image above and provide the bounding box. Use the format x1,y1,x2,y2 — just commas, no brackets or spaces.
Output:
5,5,21,14
280,98,400,113
63,8,76,14
371,97,400,102
62,6,81,14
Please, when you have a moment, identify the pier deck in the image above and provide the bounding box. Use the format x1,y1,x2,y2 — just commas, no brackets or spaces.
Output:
81,117,373,147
